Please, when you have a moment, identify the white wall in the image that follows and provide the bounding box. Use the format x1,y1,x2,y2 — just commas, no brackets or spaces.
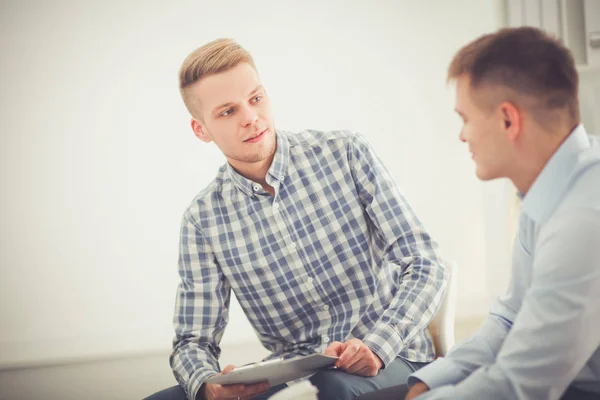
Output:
0,0,508,369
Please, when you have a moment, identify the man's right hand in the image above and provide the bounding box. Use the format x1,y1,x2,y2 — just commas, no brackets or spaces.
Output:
405,381,429,400
200,365,270,400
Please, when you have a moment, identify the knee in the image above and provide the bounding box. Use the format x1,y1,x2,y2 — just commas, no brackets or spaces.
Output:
310,370,357,400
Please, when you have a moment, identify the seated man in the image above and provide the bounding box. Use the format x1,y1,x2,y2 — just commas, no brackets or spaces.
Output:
145,38,449,400
358,26,600,400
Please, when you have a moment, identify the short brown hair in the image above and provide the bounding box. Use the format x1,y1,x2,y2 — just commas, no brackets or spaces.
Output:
448,27,579,125
179,38,256,118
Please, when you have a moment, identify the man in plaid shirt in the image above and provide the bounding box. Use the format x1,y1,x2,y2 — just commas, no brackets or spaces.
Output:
146,38,449,400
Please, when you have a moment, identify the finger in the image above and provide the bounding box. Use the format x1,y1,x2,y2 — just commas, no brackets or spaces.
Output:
344,348,378,375
221,364,236,374
324,341,344,357
337,340,362,368
353,363,378,377
228,381,269,400
215,384,245,399
342,344,371,371
345,356,371,375
239,381,271,398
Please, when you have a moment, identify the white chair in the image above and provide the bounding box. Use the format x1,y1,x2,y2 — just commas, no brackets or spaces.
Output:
428,260,458,358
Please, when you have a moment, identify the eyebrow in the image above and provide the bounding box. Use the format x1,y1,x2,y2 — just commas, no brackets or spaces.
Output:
248,85,263,97
212,85,264,114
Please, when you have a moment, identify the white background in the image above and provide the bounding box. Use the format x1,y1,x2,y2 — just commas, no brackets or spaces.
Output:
0,0,512,368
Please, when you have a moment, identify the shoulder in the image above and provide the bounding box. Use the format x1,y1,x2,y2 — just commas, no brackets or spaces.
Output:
182,164,229,228
555,151,600,215
283,129,367,151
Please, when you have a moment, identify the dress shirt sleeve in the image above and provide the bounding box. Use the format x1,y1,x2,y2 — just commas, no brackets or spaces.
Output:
169,211,232,400
415,210,600,399
408,301,512,389
347,133,450,366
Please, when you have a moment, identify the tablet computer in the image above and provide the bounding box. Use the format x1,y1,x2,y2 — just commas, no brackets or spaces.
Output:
205,354,338,386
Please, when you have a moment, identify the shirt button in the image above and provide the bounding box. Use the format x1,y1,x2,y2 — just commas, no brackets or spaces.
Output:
253,185,260,191
290,242,297,250
323,336,330,343
279,175,284,180
273,202,279,210
322,304,329,310
307,277,313,284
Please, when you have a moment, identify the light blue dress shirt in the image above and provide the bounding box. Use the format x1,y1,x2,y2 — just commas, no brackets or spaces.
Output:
408,124,600,399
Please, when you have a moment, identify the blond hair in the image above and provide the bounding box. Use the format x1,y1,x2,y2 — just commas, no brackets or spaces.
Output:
179,38,256,118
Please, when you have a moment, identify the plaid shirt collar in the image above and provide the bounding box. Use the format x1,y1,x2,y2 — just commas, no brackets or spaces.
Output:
226,130,290,196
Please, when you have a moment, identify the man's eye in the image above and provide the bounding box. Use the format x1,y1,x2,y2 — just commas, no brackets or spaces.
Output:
251,95,262,103
220,108,234,117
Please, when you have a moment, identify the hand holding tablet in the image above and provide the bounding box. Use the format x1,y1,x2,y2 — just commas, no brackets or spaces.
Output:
206,354,339,387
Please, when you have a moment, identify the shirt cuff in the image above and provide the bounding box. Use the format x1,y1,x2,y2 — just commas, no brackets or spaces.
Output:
408,357,464,390
362,323,403,367
188,368,220,400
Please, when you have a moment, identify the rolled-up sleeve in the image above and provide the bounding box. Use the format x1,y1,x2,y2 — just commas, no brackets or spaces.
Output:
348,134,449,365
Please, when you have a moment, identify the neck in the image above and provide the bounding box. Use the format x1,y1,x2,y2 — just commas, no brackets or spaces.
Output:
509,123,577,194
230,156,274,186
228,146,277,195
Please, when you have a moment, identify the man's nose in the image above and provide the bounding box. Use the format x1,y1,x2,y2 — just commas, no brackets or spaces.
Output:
241,107,258,127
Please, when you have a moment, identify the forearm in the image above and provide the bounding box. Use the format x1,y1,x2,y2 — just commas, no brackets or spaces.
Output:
363,252,449,366
417,210,600,399
409,310,511,389
347,133,451,364
173,212,230,399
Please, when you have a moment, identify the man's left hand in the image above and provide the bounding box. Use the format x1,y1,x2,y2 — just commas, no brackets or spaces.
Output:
405,382,429,400
324,338,383,377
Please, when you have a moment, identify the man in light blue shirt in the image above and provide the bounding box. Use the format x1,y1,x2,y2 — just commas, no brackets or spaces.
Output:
359,26,600,400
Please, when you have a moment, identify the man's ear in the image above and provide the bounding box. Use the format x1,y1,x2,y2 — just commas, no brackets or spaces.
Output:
191,118,212,143
498,101,521,142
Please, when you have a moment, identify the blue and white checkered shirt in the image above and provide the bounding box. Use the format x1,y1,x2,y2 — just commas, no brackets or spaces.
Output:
170,130,449,399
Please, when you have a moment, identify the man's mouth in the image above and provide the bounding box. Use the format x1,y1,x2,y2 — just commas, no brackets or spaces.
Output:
244,129,267,143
